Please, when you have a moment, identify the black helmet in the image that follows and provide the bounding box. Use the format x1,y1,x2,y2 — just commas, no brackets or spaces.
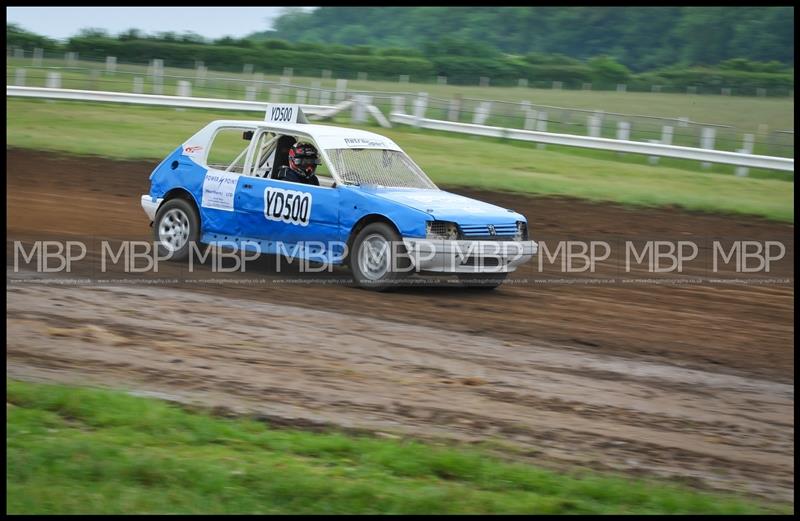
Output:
288,142,320,177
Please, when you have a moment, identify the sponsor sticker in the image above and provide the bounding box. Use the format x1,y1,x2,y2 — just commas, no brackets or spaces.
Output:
201,171,240,211
343,137,389,148
264,187,312,226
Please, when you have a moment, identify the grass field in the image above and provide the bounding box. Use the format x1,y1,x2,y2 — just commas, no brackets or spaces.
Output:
7,98,793,221
6,379,789,514
7,57,795,132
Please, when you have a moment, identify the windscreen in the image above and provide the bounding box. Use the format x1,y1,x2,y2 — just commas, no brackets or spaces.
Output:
326,148,438,189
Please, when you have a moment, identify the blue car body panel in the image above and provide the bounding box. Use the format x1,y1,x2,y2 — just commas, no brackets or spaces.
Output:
148,150,437,264
147,127,529,266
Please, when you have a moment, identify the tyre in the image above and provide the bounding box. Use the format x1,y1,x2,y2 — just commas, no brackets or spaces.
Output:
350,222,410,291
153,198,200,262
457,272,508,290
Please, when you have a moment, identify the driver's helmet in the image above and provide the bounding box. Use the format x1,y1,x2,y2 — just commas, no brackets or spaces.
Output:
288,142,320,177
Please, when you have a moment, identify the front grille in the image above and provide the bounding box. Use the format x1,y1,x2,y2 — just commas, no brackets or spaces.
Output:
459,224,518,241
428,221,450,238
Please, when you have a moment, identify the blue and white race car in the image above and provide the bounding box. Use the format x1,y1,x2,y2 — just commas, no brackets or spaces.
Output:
141,104,537,290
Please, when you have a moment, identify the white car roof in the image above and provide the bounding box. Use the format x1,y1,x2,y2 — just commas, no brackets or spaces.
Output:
184,119,402,152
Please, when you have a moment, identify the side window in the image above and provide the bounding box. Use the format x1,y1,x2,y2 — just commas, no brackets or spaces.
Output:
206,127,253,173
314,148,332,180
252,131,277,178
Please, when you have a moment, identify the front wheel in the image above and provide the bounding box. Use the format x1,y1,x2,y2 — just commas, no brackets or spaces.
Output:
153,198,200,261
457,272,508,290
350,222,410,291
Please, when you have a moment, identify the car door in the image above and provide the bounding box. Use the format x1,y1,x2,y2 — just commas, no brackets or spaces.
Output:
236,177,340,258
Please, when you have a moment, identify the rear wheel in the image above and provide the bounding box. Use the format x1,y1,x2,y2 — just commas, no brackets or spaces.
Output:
457,272,508,290
350,222,410,291
153,198,200,261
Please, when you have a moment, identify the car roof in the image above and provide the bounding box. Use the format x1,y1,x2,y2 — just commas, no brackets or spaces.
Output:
202,120,401,151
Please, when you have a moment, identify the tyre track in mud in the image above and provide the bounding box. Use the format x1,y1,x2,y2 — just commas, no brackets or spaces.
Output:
6,281,794,502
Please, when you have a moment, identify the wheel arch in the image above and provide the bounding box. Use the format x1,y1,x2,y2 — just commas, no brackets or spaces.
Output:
160,188,200,219
345,214,402,262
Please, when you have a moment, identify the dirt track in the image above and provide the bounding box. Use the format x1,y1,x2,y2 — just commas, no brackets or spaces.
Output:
5,149,795,502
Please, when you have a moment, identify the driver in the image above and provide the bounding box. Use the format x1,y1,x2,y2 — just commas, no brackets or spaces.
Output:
278,142,321,186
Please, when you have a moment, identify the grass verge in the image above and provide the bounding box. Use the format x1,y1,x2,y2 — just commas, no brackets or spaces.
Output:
6,379,790,514
6,98,794,222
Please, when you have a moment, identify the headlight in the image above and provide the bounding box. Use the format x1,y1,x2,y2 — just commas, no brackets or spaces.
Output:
515,221,528,241
426,221,460,240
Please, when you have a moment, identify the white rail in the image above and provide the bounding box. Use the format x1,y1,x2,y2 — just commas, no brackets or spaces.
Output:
7,86,793,172
7,85,332,114
390,113,794,172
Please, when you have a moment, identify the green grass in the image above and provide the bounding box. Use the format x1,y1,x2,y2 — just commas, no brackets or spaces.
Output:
7,57,795,131
6,379,790,514
6,98,794,222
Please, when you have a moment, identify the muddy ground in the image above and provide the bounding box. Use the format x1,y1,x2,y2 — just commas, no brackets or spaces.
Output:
5,149,795,502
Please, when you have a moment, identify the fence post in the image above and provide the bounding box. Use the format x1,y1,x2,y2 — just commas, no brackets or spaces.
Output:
105,56,116,74
352,94,370,123
616,83,627,93
177,80,191,97
524,109,537,131
536,111,548,149
296,90,307,105
310,80,321,104
437,75,447,85
473,102,492,125
196,63,206,87
552,81,562,90
13,48,24,60
283,67,293,78
319,89,331,106
583,83,592,91
14,68,26,86
133,77,144,94
357,72,368,81
321,69,331,80
151,59,163,95
392,96,406,115
700,127,716,169
243,63,254,75
616,121,630,140
245,85,256,101
587,114,602,138
413,92,428,128
443,96,459,122
399,74,409,84
518,78,528,88
735,134,755,177
46,71,61,89
616,121,631,157
89,69,100,90
648,125,673,165
32,48,43,67
479,76,490,87
335,78,347,102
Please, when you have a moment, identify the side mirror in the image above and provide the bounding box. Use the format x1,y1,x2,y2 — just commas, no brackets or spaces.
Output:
242,131,254,141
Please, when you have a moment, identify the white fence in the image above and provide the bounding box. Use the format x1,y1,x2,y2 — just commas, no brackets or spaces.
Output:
7,85,793,172
390,113,794,172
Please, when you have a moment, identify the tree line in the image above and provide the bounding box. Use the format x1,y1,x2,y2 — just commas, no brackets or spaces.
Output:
7,14,794,96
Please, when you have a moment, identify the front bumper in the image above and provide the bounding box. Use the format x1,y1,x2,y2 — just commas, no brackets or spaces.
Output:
402,238,538,273
141,194,162,222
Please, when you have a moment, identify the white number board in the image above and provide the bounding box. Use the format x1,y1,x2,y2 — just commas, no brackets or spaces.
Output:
265,104,301,124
